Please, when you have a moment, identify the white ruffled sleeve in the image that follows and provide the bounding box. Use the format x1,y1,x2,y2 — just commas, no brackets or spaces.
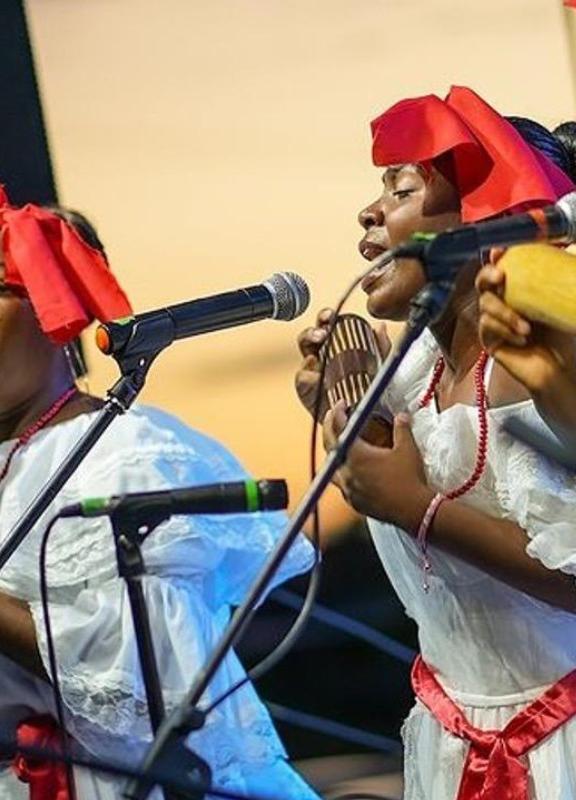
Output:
15,407,317,797
496,409,576,576
29,577,314,796
9,405,315,598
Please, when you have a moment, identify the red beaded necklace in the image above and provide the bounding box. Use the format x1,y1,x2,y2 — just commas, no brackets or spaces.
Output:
418,349,489,499
0,386,78,483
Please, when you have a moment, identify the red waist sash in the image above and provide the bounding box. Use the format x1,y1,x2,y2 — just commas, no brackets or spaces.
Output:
411,655,576,800
13,716,73,800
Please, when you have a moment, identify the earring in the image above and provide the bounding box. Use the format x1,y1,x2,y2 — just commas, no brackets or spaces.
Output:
63,340,90,394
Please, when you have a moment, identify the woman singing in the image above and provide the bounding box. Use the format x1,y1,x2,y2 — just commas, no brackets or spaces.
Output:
0,189,317,799
296,87,576,799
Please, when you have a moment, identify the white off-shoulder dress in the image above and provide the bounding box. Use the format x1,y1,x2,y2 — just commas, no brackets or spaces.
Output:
368,330,576,800
0,405,317,799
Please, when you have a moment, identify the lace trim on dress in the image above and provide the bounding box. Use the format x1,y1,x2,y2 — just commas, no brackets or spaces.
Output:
400,704,427,800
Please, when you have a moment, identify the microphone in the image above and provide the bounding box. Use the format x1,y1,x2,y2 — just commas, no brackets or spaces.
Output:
95,272,310,358
392,191,576,283
60,479,289,518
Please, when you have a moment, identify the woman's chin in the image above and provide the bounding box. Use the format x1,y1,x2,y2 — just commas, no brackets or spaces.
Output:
366,289,411,322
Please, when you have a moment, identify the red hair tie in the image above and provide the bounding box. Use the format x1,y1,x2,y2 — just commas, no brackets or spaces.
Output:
370,86,574,223
0,185,132,344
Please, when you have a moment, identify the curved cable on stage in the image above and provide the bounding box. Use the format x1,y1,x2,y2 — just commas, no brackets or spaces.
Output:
38,511,76,799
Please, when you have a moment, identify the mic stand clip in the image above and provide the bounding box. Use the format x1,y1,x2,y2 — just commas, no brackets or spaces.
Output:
395,227,481,283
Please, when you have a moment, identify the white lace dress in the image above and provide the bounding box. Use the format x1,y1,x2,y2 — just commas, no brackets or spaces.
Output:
369,330,576,800
0,405,317,799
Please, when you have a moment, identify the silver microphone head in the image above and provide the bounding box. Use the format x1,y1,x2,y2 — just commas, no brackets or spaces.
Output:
264,272,311,320
556,191,576,242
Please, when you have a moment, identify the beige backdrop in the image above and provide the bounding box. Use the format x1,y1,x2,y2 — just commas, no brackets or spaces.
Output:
24,0,576,534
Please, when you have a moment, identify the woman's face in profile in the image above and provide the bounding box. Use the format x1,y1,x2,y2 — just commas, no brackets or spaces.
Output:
0,245,59,408
357,158,462,321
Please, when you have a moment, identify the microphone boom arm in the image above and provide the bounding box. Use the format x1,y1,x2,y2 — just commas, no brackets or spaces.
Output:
395,205,572,283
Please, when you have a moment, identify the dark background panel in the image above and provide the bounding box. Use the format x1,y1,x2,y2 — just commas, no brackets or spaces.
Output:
0,0,56,205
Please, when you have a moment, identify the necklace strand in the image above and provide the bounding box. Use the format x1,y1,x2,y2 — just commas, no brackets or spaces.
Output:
0,387,78,483
415,350,489,591
418,349,489,500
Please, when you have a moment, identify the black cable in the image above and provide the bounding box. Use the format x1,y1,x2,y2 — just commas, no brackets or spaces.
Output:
38,510,77,800
204,255,393,716
0,734,297,800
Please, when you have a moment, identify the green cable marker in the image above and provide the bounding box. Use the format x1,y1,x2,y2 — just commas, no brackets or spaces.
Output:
412,232,437,242
81,497,109,516
113,315,136,325
244,479,260,512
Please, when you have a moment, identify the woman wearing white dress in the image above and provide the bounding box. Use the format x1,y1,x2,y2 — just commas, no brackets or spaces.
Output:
0,188,317,799
296,87,576,799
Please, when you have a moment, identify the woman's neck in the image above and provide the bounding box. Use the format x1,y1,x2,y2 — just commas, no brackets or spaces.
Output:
0,367,76,443
429,284,482,381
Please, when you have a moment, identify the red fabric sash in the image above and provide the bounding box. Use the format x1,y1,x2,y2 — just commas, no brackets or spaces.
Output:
13,716,73,800
411,656,576,800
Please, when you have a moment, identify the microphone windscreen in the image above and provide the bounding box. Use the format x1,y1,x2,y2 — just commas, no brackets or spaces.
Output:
500,243,576,333
264,272,310,320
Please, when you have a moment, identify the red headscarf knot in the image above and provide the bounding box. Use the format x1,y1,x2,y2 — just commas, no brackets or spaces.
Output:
0,185,132,344
370,86,575,222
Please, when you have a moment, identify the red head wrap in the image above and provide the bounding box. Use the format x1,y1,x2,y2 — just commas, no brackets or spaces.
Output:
370,86,574,222
0,186,132,344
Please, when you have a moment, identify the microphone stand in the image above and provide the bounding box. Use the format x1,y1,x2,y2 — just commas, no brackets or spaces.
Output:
109,506,211,800
124,280,453,800
0,296,325,800
0,327,214,794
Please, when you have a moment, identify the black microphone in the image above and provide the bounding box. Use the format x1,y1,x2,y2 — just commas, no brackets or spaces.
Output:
60,479,289,519
95,272,310,358
391,191,576,283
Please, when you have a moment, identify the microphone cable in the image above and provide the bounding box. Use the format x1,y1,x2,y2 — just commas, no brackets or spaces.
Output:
38,511,77,800
203,253,395,715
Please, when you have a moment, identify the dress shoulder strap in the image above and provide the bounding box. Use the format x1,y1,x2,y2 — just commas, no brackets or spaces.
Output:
483,355,495,398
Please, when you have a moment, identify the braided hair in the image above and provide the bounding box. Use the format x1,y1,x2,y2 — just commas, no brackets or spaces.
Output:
42,205,109,262
507,115,576,182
